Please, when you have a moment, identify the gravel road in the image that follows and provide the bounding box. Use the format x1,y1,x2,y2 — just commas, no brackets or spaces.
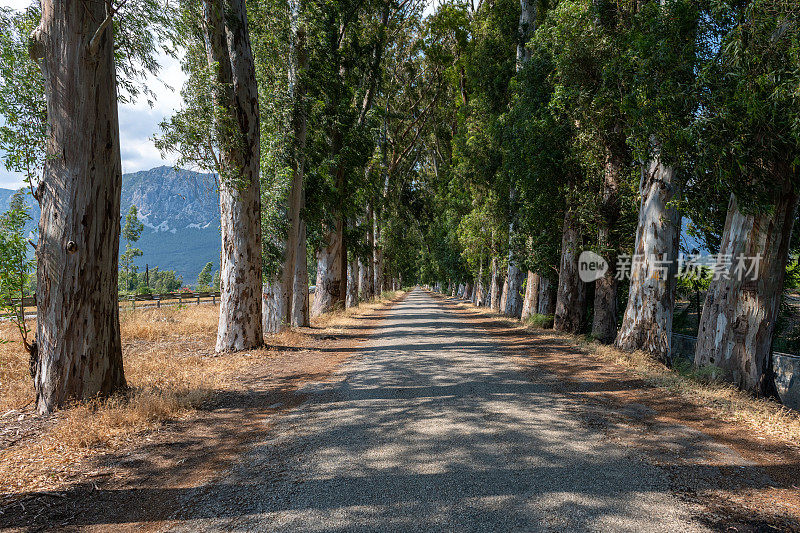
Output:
169,288,710,532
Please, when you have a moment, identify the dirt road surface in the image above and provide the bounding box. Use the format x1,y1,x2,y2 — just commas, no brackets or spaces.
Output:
162,288,738,532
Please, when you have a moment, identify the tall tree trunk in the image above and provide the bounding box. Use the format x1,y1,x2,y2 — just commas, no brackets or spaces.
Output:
358,259,368,301
616,147,680,363
279,18,308,333
312,230,343,317
520,271,540,321
516,0,537,67
591,155,622,343
205,0,263,352
32,0,125,413
365,204,376,300
498,0,539,321
695,185,799,394
346,258,358,308
554,209,586,333
263,277,285,336
474,260,484,306
538,276,557,316
373,209,384,296
490,256,501,310
504,262,525,318
291,220,310,327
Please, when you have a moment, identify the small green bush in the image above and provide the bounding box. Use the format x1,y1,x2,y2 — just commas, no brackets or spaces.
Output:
526,314,554,329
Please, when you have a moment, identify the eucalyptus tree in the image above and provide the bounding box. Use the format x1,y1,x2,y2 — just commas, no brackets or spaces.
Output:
615,0,698,363
502,0,539,319
302,0,395,316
541,0,641,340
693,0,800,394
157,0,263,352
21,0,176,413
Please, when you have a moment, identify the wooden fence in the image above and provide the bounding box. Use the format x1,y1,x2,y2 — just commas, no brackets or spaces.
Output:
4,291,222,317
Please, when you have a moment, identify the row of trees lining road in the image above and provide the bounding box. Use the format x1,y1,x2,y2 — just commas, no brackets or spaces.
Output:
422,0,799,400
0,0,797,412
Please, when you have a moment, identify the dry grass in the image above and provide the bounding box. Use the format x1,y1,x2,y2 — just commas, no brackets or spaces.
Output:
584,339,800,446
0,321,33,413
0,291,404,496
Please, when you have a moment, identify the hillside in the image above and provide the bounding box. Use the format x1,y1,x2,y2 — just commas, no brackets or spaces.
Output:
0,167,220,283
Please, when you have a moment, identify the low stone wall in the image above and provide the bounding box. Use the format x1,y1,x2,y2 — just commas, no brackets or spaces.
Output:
670,333,800,411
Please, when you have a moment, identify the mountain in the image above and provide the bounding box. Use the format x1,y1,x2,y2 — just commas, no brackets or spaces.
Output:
0,166,221,284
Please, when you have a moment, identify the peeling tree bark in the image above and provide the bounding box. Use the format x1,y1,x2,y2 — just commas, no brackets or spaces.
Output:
312,229,343,317
538,276,557,316
616,148,681,363
695,186,799,394
520,271,540,321
554,209,586,333
591,155,622,343
278,17,308,333
33,0,126,413
365,204,376,300
263,277,285,336
489,257,501,310
291,220,310,327
346,258,358,308
373,209,384,295
499,277,509,312
474,260,485,306
204,0,263,353
504,263,525,318
358,259,368,301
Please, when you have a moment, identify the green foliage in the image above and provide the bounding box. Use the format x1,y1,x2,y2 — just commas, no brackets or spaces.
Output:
0,6,46,189
525,313,554,329
122,205,145,243
120,205,145,292
197,261,214,290
0,191,34,350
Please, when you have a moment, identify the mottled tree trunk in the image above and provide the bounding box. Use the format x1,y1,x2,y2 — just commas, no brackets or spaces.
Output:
32,0,126,413
591,156,622,343
499,277,509,312
504,263,525,318
490,257,501,310
365,205,376,300
312,230,343,317
695,186,799,394
263,277,285,336
373,209,384,297
474,261,485,306
279,18,308,333
291,220,309,327
205,0,263,352
346,258,358,308
555,209,586,333
616,149,681,363
358,259,368,301
538,276,556,316
520,271,540,321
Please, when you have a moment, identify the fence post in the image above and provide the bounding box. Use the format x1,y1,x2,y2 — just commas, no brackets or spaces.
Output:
196,294,200,305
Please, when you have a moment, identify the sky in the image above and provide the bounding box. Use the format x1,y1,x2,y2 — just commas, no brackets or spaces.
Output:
0,0,187,190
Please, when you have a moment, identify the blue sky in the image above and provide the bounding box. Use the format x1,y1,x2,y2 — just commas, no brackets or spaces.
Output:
0,0,186,190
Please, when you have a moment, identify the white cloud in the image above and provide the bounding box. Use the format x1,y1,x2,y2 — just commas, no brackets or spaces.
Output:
0,1,187,189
